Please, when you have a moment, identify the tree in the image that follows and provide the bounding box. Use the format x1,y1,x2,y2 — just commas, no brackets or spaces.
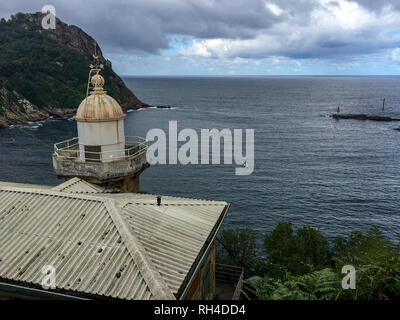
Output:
295,226,331,272
264,222,330,275
219,223,400,300
332,227,400,300
263,222,296,267
217,227,266,277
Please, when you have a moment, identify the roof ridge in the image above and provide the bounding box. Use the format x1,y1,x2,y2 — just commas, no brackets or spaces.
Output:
76,179,105,192
138,191,225,203
0,186,174,299
103,199,175,300
51,178,105,193
0,185,108,202
111,194,228,205
51,177,81,191
122,200,227,206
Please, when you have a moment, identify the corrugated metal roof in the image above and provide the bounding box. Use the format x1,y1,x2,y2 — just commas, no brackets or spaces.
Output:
100,192,227,204
0,181,52,190
51,177,106,194
0,179,228,300
0,187,171,299
119,200,227,293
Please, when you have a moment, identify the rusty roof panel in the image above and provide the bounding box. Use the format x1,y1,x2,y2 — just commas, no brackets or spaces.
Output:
0,187,153,300
119,198,227,294
0,179,228,300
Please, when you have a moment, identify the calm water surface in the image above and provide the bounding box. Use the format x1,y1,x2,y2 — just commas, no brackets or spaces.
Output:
1,76,400,242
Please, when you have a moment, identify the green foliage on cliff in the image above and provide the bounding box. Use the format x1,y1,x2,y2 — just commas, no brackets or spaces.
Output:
0,13,138,112
218,223,400,300
264,222,331,275
332,227,400,300
244,268,341,300
217,227,259,275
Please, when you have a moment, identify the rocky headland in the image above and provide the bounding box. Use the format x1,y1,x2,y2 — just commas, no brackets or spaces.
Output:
0,12,154,128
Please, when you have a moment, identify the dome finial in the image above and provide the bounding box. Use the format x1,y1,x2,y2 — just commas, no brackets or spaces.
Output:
91,72,105,90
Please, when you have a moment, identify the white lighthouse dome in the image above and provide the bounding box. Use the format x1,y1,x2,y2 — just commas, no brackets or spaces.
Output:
74,71,126,163
74,74,125,121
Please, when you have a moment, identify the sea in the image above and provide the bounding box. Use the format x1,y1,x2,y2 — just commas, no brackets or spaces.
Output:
1,76,400,243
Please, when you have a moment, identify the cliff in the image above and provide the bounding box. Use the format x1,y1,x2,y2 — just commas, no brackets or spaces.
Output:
0,12,151,128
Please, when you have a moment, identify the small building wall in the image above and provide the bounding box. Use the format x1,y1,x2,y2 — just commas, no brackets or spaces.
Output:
77,120,125,145
186,240,216,300
77,119,125,162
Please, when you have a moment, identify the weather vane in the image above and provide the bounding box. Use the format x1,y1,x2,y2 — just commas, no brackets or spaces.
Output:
89,42,103,71
86,42,104,97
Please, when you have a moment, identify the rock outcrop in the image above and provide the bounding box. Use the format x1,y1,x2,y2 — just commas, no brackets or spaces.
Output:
0,12,152,128
0,87,77,126
332,114,400,121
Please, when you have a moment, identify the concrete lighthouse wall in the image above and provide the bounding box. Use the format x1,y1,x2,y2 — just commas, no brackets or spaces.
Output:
77,119,125,162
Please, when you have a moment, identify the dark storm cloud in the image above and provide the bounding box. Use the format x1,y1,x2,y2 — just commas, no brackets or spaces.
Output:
0,0,283,54
354,0,400,11
1,0,400,60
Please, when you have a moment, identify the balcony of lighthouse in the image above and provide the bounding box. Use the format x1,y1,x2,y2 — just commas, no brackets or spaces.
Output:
52,136,149,182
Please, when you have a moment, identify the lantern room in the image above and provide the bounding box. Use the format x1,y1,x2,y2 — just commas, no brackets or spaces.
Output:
74,73,126,163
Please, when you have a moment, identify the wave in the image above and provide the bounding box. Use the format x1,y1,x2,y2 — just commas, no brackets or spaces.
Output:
133,106,177,112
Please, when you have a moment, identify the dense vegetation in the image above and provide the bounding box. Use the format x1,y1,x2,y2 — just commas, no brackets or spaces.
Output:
0,13,140,113
0,14,84,108
217,222,400,300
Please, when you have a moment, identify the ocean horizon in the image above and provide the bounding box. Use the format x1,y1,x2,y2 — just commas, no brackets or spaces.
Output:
120,75,400,78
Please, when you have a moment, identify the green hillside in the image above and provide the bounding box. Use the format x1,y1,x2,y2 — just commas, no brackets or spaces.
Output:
0,12,147,127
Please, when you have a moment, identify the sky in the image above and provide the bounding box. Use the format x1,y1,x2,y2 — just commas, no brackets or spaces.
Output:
2,0,400,75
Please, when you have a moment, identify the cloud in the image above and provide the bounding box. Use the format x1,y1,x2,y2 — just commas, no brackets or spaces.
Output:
265,2,284,16
180,41,213,58
392,48,400,62
0,0,281,54
354,0,400,11
2,0,400,74
180,0,400,60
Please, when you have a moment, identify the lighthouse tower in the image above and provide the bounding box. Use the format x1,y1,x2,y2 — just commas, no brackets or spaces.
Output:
53,61,149,192
75,72,126,163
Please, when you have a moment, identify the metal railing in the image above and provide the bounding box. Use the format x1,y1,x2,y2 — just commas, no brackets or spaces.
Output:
54,136,148,162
